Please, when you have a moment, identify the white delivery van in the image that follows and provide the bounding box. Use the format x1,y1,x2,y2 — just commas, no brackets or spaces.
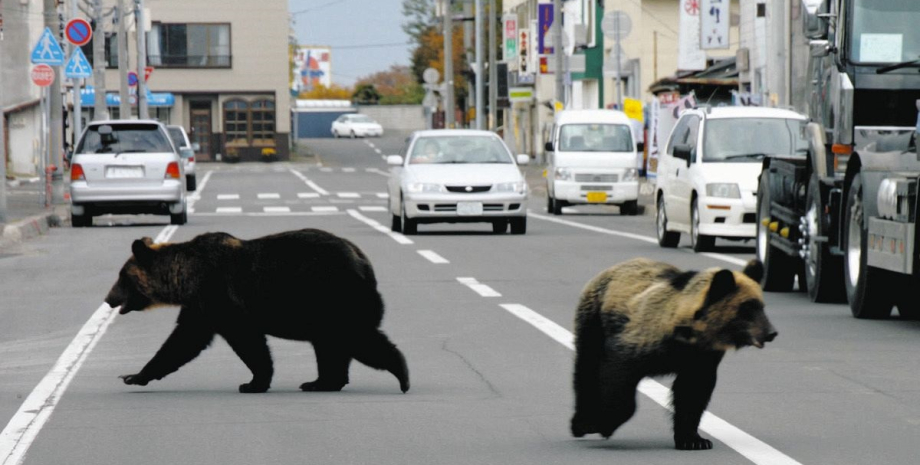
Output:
545,109,640,215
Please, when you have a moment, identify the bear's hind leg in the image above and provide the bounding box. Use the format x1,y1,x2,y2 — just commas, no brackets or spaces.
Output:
301,340,351,392
351,329,410,393
671,352,723,450
222,329,274,393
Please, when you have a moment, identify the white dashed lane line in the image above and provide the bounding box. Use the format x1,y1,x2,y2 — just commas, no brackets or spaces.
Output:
346,209,413,245
289,168,330,195
358,206,387,212
263,206,291,213
217,194,240,200
216,207,242,213
418,250,450,264
298,192,321,199
456,277,502,297
257,193,280,199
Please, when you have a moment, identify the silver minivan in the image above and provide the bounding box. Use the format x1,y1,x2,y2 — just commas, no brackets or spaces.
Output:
69,120,188,227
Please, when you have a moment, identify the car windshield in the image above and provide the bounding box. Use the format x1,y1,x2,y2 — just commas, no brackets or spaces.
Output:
558,124,633,152
350,115,375,123
848,0,920,64
166,127,188,148
77,124,174,154
409,135,513,164
703,118,808,162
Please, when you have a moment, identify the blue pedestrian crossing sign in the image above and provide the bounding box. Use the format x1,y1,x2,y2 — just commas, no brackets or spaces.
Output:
65,48,93,79
31,27,66,65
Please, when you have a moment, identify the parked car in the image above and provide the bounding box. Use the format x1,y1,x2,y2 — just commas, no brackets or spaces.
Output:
545,109,640,215
387,130,530,234
69,120,188,227
166,124,197,191
331,114,384,138
655,106,808,251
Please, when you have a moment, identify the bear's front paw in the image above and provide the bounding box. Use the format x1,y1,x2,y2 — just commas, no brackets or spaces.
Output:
675,435,713,451
570,415,599,438
299,380,346,392
119,374,149,386
239,382,270,393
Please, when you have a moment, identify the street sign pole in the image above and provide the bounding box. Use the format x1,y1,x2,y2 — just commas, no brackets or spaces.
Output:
43,0,65,204
135,0,149,119
69,2,85,146
442,0,454,129
0,32,7,222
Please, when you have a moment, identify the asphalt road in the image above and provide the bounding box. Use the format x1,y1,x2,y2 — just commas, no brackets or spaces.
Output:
2,133,920,464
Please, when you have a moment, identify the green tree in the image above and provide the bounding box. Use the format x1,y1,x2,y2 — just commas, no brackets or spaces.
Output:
402,0,437,44
353,84,382,105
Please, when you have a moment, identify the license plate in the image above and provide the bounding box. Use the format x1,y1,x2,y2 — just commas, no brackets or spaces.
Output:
106,166,144,178
457,201,484,216
586,192,608,203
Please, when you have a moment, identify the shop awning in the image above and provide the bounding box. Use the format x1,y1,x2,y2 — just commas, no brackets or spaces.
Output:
80,85,175,107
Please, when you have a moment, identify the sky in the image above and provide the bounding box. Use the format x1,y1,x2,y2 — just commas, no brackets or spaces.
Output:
289,0,414,87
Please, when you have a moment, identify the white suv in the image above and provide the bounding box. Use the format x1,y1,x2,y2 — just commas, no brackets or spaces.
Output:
655,107,807,251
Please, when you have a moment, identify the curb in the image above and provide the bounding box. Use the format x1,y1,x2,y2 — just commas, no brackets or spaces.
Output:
0,207,68,251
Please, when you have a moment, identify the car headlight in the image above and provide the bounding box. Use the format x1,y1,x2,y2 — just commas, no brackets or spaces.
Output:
622,168,638,182
406,182,441,193
493,181,526,193
706,183,741,198
554,168,573,181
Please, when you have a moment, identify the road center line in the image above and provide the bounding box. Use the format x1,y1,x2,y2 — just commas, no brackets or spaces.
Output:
418,250,449,264
0,225,180,465
528,211,747,267
457,277,502,297
289,168,330,195
346,209,413,245
185,170,213,214
497,303,800,465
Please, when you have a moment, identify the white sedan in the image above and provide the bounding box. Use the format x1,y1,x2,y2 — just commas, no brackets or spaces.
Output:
387,130,530,235
331,114,383,138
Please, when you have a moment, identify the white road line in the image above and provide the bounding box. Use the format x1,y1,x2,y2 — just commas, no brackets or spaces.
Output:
457,277,502,297
366,142,376,149
257,193,281,199
346,209,413,245
298,192,321,199
217,194,240,200
366,168,390,177
528,211,748,267
263,206,291,213
374,148,383,155
497,303,801,465
320,167,333,173
288,169,330,195
216,207,242,213
358,206,387,212
311,206,339,212
342,167,356,173
185,170,213,214
337,192,360,198
0,226,180,465
193,211,343,217
418,250,450,264
376,192,389,199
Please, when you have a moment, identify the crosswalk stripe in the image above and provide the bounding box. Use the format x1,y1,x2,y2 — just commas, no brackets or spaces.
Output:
311,206,339,212
298,192,321,199
217,194,239,200
257,193,280,199
337,192,360,198
216,207,242,213
358,206,387,212
263,206,291,213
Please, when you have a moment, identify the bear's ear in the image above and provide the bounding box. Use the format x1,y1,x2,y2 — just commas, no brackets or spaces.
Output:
131,238,156,266
742,259,764,283
706,269,737,304
673,325,697,344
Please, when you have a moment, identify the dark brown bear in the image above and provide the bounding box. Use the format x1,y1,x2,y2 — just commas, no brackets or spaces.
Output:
105,229,410,394
570,258,776,450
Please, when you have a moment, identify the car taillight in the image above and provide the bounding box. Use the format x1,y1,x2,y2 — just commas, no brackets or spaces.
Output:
71,164,85,181
165,162,181,179
187,156,194,163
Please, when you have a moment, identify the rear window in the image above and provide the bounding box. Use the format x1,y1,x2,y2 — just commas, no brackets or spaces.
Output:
166,127,188,148
77,124,174,154
558,124,633,152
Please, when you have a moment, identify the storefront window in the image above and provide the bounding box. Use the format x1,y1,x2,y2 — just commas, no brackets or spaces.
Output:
223,99,275,147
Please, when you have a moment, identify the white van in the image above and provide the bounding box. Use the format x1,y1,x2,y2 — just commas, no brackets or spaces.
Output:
545,109,640,215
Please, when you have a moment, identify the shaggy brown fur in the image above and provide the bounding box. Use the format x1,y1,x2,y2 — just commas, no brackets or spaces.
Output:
571,258,776,450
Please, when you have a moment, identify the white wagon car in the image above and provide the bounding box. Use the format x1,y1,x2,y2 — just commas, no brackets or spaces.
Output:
331,114,384,138
387,130,530,234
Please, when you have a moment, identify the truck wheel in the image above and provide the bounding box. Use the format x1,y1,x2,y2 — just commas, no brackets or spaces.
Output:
552,197,565,215
844,175,893,319
656,195,680,248
690,198,715,252
803,175,845,302
756,173,795,291
620,200,639,216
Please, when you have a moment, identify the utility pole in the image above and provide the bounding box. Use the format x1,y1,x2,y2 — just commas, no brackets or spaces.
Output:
488,0,496,131
0,26,7,222
464,0,473,126
135,0,148,119
92,0,109,120
44,0,65,204
443,0,454,128
474,0,483,129
116,0,130,118
553,0,563,109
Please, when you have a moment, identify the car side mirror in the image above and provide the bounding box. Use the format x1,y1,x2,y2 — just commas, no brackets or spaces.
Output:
386,155,404,166
544,141,554,152
180,148,194,160
673,144,692,167
191,142,200,152
516,154,530,165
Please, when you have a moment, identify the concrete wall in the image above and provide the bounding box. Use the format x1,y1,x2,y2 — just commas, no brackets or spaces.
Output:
358,105,426,132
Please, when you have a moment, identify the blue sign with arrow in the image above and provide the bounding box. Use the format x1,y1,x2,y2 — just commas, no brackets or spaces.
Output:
65,48,93,79
31,27,66,66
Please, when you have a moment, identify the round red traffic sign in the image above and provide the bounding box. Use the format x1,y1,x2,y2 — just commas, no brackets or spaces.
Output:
31,64,55,87
65,18,93,47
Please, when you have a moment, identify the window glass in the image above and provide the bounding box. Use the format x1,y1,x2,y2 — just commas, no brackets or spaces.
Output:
685,116,701,162
409,136,513,164
702,118,808,162
666,117,691,155
156,23,229,67
558,124,633,152
77,124,173,154
849,0,920,63
224,100,249,146
166,127,188,148
251,100,276,146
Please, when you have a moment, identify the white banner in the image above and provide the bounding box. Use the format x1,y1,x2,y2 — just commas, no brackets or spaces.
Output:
700,0,730,50
678,0,706,70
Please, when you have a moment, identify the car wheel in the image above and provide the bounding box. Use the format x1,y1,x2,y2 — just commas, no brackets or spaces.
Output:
170,204,188,225
620,200,639,216
401,197,417,235
844,175,893,319
510,217,527,235
186,174,197,192
391,212,402,232
691,198,715,252
804,174,845,303
492,220,508,234
546,195,555,214
756,173,795,291
71,212,91,227
350,130,357,139
552,197,564,215
656,195,680,248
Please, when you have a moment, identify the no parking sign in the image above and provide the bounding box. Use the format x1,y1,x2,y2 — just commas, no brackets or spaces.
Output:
65,18,92,47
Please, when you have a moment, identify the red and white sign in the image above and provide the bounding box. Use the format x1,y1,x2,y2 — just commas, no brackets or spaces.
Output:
64,18,93,47
31,64,55,87
144,66,154,82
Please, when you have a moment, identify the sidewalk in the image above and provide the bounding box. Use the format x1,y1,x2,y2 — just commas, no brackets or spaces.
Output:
0,177,69,251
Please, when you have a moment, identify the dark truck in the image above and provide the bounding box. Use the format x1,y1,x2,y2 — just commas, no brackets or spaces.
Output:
756,0,920,318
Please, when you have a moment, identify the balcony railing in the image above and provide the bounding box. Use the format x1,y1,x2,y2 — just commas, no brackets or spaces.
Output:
146,55,232,68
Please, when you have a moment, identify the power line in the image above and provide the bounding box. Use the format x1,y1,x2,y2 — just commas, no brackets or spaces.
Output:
291,0,349,16
330,41,409,50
